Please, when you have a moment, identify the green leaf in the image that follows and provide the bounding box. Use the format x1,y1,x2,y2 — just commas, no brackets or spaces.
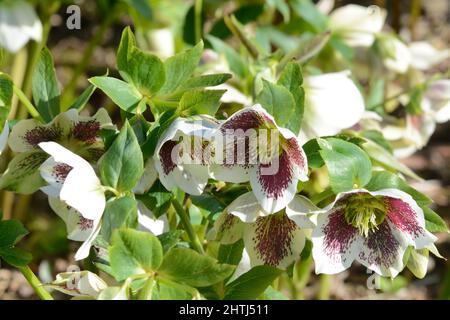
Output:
267,0,290,22
32,47,60,122
152,279,193,299
218,240,244,265
256,80,296,129
123,0,152,19
209,4,264,39
157,230,185,254
101,197,138,242
109,229,163,281
291,0,329,32
159,42,203,95
206,35,247,79
0,220,29,248
423,207,449,233
181,73,232,90
69,84,96,111
136,180,173,218
319,138,372,193
0,247,32,267
277,62,304,134
0,219,31,267
303,139,324,168
117,28,165,96
224,266,283,300
362,138,421,181
260,286,289,300
178,89,225,116
365,171,431,207
158,248,234,287
99,121,144,192
89,76,143,113
0,72,12,107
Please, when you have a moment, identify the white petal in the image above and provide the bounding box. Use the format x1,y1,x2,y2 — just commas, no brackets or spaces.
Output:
285,195,318,228
329,4,386,47
226,192,266,223
227,248,252,283
209,164,251,183
212,83,252,106
39,142,105,220
74,223,101,261
133,158,158,194
409,42,450,71
301,71,365,140
0,121,9,155
243,213,305,269
312,207,362,274
0,1,42,52
316,0,335,15
382,37,412,74
148,28,175,59
137,201,168,236
214,212,245,244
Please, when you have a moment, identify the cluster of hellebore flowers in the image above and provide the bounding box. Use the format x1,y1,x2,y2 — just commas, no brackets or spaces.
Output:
0,0,448,300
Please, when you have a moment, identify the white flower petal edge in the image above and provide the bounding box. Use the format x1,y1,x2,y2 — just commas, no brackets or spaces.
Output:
312,188,436,277
39,142,105,221
301,71,365,141
137,201,169,236
0,0,43,53
0,121,9,155
133,158,158,194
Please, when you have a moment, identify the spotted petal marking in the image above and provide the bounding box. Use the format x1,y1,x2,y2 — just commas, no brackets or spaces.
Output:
244,212,305,269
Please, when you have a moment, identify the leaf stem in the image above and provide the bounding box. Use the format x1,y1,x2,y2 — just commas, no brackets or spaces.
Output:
12,85,41,119
171,198,205,254
317,274,331,300
194,0,203,44
18,265,54,300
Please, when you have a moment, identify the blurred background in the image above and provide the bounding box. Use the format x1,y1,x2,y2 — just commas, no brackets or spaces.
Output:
0,0,449,299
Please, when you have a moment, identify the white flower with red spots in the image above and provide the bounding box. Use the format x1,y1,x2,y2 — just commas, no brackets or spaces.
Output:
39,142,106,222
0,0,42,53
215,192,316,277
0,108,114,194
211,104,308,214
154,116,218,195
312,189,436,277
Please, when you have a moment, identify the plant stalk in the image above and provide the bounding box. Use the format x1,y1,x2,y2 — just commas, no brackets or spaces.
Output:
194,0,203,44
171,198,205,254
18,266,54,300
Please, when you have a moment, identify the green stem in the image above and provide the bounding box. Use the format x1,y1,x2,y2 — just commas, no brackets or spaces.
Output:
317,274,331,300
294,255,312,300
171,199,205,254
62,11,116,109
409,0,421,41
194,0,203,44
18,266,54,300
13,85,41,119
137,277,155,300
224,15,259,59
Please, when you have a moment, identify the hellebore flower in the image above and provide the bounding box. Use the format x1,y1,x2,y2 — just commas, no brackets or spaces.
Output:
154,116,218,195
0,121,9,155
1,108,114,194
409,42,450,71
137,200,169,236
422,80,450,124
312,189,436,277
47,271,107,299
0,0,42,52
39,141,106,221
48,196,101,260
329,4,386,47
215,192,315,275
300,71,365,141
211,104,308,214
376,35,412,74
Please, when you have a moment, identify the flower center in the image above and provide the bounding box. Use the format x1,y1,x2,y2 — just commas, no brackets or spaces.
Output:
343,193,386,237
